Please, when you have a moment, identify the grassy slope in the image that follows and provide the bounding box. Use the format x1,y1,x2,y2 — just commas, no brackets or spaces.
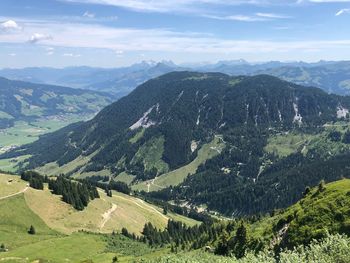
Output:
6,174,198,235
0,173,27,197
250,179,350,247
132,137,225,192
0,194,59,249
131,136,169,174
0,174,197,262
265,122,350,159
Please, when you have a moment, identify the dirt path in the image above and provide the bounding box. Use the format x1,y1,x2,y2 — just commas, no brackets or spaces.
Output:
97,189,168,221
0,186,29,200
99,203,117,230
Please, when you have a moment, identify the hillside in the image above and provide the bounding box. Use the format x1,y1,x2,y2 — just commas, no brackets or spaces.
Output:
0,77,114,128
1,173,350,262
0,77,114,163
2,72,350,216
0,173,200,262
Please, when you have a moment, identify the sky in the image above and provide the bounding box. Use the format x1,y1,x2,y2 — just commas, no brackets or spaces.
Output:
1,0,350,68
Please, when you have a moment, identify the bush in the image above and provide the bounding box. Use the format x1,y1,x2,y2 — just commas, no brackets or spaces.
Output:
28,225,36,235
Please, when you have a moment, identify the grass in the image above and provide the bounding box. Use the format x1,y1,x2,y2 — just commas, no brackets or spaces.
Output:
23,184,169,235
249,179,350,247
114,171,135,185
166,212,201,227
132,136,225,192
12,173,200,235
0,115,91,157
129,128,145,144
264,132,316,158
0,173,27,198
0,155,31,173
0,232,111,263
0,174,198,262
0,194,59,250
131,136,169,174
265,125,350,159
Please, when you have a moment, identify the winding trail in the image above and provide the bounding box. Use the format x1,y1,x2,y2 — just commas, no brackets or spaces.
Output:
0,186,29,201
97,189,169,222
99,203,117,230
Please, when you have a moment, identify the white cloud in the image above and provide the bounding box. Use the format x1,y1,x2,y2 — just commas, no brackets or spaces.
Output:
335,8,350,16
63,53,81,57
0,20,21,32
8,53,16,56
29,33,53,43
1,18,350,57
83,11,95,18
205,14,268,21
256,12,291,18
204,12,290,22
61,0,296,13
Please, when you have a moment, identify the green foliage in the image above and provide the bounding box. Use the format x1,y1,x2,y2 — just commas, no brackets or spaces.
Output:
48,175,100,210
28,225,36,235
144,234,350,263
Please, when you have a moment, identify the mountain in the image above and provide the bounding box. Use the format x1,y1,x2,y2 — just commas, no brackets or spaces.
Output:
3,60,350,98
86,62,187,96
0,77,114,129
196,60,350,96
2,72,350,217
256,61,350,95
0,61,186,97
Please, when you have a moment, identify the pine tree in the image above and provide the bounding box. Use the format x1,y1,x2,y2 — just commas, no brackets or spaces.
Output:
232,223,248,259
0,244,5,252
28,225,36,235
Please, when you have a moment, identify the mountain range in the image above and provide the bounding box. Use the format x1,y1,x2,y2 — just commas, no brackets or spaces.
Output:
3,71,350,217
2,60,350,97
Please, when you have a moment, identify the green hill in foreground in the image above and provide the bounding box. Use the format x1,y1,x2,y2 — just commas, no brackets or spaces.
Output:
1,173,350,262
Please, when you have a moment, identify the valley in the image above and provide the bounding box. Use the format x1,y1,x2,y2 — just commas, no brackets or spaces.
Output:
2,72,350,262
3,0,350,261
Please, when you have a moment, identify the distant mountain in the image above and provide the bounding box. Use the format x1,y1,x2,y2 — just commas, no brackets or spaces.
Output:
3,72,350,216
0,61,186,97
256,61,350,95
2,60,350,97
196,60,350,96
85,62,187,96
0,77,114,129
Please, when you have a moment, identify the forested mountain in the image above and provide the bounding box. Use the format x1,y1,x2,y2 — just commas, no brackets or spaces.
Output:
197,61,350,96
3,60,350,98
2,72,350,216
0,77,114,129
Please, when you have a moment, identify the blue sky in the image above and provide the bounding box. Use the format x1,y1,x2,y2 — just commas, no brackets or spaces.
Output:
1,0,350,68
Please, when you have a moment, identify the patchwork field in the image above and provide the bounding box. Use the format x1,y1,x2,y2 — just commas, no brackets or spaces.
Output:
0,116,93,172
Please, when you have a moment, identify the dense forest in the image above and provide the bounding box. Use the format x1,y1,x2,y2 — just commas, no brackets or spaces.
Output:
4,72,350,216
